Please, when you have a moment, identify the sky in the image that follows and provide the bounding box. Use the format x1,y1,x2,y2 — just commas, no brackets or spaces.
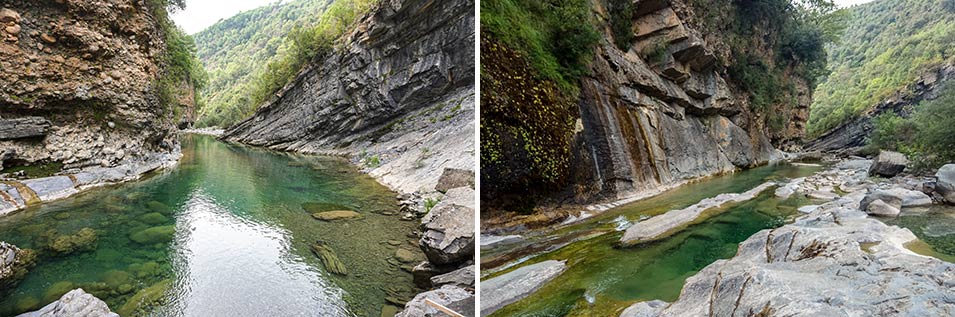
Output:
172,0,282,34
171,0,876,34
833,0,876,7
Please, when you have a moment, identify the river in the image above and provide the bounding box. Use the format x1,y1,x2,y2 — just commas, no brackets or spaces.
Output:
0,135,421,316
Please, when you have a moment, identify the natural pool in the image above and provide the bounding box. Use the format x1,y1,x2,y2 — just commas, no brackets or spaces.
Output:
883,205,955,263
0,135,423,316
481,163,824,316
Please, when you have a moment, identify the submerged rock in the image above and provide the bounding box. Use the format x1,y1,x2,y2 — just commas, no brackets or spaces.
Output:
868,150,908,177
311,210,362,221
128,225,175,245
480,260,567,316
395,248,418,263
301,201,353,213
46,228,98,255
310,240,347,275
146,201,174,215
935,164,955,205
619,203,955,316
117,279,170,316
18,288,118,317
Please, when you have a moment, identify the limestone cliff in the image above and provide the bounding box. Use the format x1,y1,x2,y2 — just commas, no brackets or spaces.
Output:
222,0,475,195
481,0,815,214
0,0,194,174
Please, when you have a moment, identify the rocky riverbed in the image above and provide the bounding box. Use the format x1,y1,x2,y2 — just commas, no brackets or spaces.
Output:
620,158,955,316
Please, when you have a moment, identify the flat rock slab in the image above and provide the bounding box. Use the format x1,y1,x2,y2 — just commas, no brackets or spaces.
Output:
480,260,567,316
620,182,774,246
420,187,475,265
311,210,362,221
21,176,77,202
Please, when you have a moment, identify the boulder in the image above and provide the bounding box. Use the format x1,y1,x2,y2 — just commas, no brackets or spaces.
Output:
435,168,474,192
480,260,567,316
864,199,901,217
311,210,362,221
420,187,475,265
17,288,118,317
396,285,474,317
868,150,908,177
0,8,19,23
935,164,955,205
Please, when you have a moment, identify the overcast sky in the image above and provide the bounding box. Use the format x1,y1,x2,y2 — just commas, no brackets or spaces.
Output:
833,0,876,7
171,0,877,34
172,0,282,34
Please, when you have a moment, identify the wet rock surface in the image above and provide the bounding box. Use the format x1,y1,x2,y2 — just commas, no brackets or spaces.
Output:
480,260,567,317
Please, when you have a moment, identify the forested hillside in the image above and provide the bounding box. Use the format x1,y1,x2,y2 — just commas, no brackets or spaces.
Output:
192,0,333,127
808,0,955,137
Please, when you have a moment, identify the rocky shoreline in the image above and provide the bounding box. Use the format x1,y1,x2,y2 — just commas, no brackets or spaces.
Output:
620,158,955,316
0,149,181,217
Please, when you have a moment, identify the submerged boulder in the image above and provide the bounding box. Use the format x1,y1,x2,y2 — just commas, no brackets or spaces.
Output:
311,210,362,221
935,164,955,205
18,288,118,317
868,150,908,177
128,226,175,245
46,228,98,255
310,240,347,275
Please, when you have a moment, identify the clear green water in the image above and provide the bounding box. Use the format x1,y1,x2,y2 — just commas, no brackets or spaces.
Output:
0,135,422,316
481,163,823,316
882,206,955,263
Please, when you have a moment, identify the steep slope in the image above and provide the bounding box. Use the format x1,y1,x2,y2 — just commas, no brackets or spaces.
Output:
0,0,201,175
481,0,834,215
807,0,955,151
193,0,333,126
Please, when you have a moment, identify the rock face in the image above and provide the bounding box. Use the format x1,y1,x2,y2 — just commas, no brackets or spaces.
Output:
222,0,474,195
0,1,192,174
620,168,955,317
808,64,955,153
868,150,908,177
0,242,35,296
17,288,119,317
420,187,475,265
935,164,955,205
480,260,567,317
481,0,811,210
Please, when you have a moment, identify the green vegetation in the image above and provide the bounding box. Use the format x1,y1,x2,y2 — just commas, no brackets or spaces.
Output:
609,0,634,50
481,0,600,90
867,85,955,171
149,0,207,123
424,198,440,213
194,0,376,127
699,0,844,113
808,0,955,137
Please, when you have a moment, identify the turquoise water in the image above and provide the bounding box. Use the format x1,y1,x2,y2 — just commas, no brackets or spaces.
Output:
0,135,422,316
481,163,823,316
883,205,955,262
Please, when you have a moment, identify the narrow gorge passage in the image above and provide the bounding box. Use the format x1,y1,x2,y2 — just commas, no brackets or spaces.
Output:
480,163,823,316
0,135,422,316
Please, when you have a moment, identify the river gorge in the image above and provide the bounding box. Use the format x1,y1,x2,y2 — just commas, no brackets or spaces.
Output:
0,135,423,316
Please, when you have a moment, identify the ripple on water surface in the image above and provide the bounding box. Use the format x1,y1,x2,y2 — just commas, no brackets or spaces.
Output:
0,135,421,316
